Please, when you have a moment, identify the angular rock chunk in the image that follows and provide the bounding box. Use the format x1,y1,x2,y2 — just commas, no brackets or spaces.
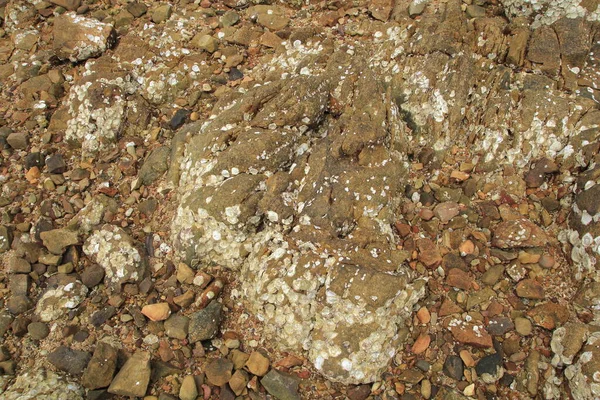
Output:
47,346,91,376
261,369,301,400
40,228,79,255
53,13,116,62
188,301,222,343
83,225,147,289
35,281,88,322
108,351,151,397
81,342,118,389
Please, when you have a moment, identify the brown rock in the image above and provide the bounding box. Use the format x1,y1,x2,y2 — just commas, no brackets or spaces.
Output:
245,351,270,376
416,307,431,324
448,320,493,348
205,358,233,386
417,238,442,267
439,298,462,317
229,369,249,396
412,334,430,354
53,12,116,62
459,349,475,367
515,279,545,299
492,219,548,248
81,342,118,389
369,0,394,21
49,0,81,11
107,351,151,397
528,302,569,330
141,303,171,321
434,202,460,223
446,268,473,290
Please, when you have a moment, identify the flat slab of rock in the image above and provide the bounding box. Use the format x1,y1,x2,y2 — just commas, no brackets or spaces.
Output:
47,346,91,376
492,219,548,248
448,319,493,348
81,342,118,389
108,351,151,397
261,369,301,400
53,13,116,62
40,228,79,255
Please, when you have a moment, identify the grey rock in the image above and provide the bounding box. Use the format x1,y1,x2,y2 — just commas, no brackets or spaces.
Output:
7,295,32,315
164,314,189,340
408,1,426,17
108,351,151,397
139,146,171,186
475,353,503,383
47,346,91,376
9,274,30,296
81,264,105,288
127,2,147,17
565,332,600,400
221,10,240,27
45,154,67,174
151,4,172,23
27,322,50,340
487,316,515,336
443,355,464,381
465,5,485,18
261,369,301,400
81,342,118,389
188,301,222,343
90,306,117,327
6,132,28,149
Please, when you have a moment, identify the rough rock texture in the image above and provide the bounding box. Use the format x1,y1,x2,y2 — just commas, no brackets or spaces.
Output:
170,45,425,384
53,13,116,62
0,368,84,399
35,281,88,322
83,224,146,289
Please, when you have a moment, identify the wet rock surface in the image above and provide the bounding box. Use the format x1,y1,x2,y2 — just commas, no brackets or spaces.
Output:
0,0,600,398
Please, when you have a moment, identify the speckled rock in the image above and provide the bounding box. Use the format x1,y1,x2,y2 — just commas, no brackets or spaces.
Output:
1,368,84,399
551,322,589,366
565,331,600,400
35,281,88,322
261,369,301,400
83,224,147,290
188,301,222,343
53,13,116,62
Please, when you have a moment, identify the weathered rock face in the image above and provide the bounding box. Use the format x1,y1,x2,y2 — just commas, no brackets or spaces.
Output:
53,13,116,62
170,46,425,383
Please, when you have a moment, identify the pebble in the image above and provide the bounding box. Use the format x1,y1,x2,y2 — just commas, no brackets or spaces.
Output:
245,350,270,376
205,358,233,386
47,346,91,376
6,132,28,150
90,306,117,327
27,321,50,340
45,154,67,174
487,316,515,336
449,321,493,348
421,379,432,399
412,334,431,354
538,254,555,268
108,351,151,397
8,257,32,273
81,342,118,389
514,317,533,335
443,355,464,380
179,375,198,400
417,307,431,324
516,279,545,299
142,303,171,322
152,4,172,23
459,350,475,367
229,369,249,396
127,2,147,17
188,301,222,343
7,295,32,315
260,369,301,400
164,314,189,340
528,301,569,329
475,353,503,383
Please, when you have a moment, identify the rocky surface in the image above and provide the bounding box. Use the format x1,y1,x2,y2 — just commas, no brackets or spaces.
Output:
0,0,600,398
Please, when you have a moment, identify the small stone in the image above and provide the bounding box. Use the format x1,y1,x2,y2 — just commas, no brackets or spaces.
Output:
27,321,50,340
25,152,44,169
0,226,13,253
47,346,91,376
459,350,475,367
229,369,249,396
152,4,172,23
347,385,371,400
416,307,431,324
446,268,473,290
45,154,67,174
188,301,222,343
0,312,14,337
514,317,533,336
127,2,147,17
398,369,424,384
142,303,171,322
90,306,117,327
228,68,244,81
443,355,464,380
8,257,31,273
408,1,426,17
487,316,515,336
81,264,105,288
174,290,195,308
7,295,32,315
517,251,540,264
412,334,430,355
528,302,569,330
205,358,233,386
40,228,79,255
475,353,503,383
248,5,290,30
538,254,555,268
492,219,548,248
81,342,118,389
434,202,460,223
463,383,475,396
108,351,151,397
179,375,198,400
465,4,486,18
482,265,504,286
260,369,301,400
176,263,195,284
190,34,219,53
417,238,442,267
421,379,432,399
9,274,30,296
231,349,250,370
245,351,270,376
170,109,190,130
515,279,545,299
221,10,240,27
6,132,29,149
415,360,431,372
164,314,189,340
449,321,493,348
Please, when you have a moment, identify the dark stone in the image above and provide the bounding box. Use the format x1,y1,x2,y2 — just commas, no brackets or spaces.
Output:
486,316,515,336
475,353,503,381
73,329,89,342
81,264,105,288
82,342,118,389
47,346,91,375
228,68,243,81
188,301,222,343
127,2,147,17
27,321,50,340
415,360,431,372
90,306,117,327
261,370,301,400
347,384,371,400
25,152,44,169
7,295,32,315
170,109,190,130
46,154,67,174
443,355,464,380
11,316,30,337
499,373,514,387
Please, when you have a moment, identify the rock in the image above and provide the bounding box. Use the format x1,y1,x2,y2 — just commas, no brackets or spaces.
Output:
229,369,249,396
190,34,219,53
538,254,555,268
434,202,460,223
49,0,80,11
417,238,442,267
176,263,195,284
221,10,240,27
27,322,50,340
515,279,545,299
551,322,589,366
90,306,117,327
1,368,84,399
188,301,222,343
524,350,540,396
408,0,427,17
492,219,548,248
83,225,147,289
369,0,394,21
412,334,431,354
465,5,485,18
347,385,371,400
0,226,12,253
81,342,118,389
170,109,190,130
398,369,424,384
47,346,91,376
127,2,147,17
247,5,289,31
6,132,28,149
152,4,172,23
179,375,198,400
53,12,116,62
231,349,250,370
35,281,88,322
205,358,233,386
0,360,16,375
8,257,30,274
139,146,171,186
0,311,14,337
164,314,189,339
448,319,493,348
81,264,105,287
9,274,30,296
487,316,514,336
40,228,79,255
7,295,32,315
108,351,151,397
514,317,533,336
446,268,473,290
142,303,171,322
443,355,464,380
528,302,569,330
261,369,301,400
45,154,67,174
475,353,503,383
245,351,270,376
